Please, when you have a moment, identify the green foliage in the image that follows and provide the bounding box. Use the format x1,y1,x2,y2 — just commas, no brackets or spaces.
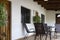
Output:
0,3,6,27
33,16,41,23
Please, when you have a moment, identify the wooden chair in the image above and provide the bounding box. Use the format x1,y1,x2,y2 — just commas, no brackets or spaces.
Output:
34,23,51,40
34,23,45,40
43,24,52,40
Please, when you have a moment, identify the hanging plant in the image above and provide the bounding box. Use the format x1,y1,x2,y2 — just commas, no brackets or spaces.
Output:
0,3,6,27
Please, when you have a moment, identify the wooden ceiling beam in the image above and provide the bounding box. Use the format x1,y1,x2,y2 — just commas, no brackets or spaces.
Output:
46,9,58,10
34,0,60,1
34,0,44,1
48,0,60,1
38,1,60,4
38,4,60,8
46,8,60,10
45,7,60,9
46,9,60,10
44,5,60,7
34,0,60,10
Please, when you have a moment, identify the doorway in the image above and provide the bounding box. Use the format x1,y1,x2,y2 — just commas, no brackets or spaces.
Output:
0,1,11,40
56,14,60,24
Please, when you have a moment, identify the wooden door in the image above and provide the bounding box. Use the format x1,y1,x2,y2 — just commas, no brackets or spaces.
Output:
0,1,11,40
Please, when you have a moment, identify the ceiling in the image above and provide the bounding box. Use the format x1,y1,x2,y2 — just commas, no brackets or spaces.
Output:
34,0,60,11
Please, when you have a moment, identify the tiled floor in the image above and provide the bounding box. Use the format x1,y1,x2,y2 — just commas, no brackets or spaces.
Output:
18,33,60,40
20,36,60,40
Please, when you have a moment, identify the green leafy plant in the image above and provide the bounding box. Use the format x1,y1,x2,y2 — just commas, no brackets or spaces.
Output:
33,16,41,23
0,3,6,27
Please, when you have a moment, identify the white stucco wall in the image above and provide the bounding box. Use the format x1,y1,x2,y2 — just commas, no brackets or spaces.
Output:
8,0,46,40
45,10,60,27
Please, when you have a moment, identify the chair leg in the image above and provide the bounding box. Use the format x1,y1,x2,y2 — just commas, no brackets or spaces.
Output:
24,36,28,40
40,34,44,40
45,34,47,40
34,35,36,40
54,32,57,39
56,32,57,38
50,32,51,40
40,34,41,40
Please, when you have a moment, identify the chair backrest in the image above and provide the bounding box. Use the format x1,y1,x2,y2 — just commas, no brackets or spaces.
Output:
55,24,60,33
43,24,48,32
23,23,35,33
34,23,45,35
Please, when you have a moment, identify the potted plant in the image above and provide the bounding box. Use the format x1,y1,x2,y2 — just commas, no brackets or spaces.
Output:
0,2,6,27
0,0,8,40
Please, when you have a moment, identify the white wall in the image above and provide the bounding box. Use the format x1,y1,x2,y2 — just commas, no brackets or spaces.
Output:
9,0,46,40
45,10,60,27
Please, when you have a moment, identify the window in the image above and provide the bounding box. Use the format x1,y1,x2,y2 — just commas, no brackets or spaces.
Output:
21,6,31,23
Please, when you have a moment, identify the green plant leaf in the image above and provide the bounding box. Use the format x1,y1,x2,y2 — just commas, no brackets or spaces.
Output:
0,3,6,27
